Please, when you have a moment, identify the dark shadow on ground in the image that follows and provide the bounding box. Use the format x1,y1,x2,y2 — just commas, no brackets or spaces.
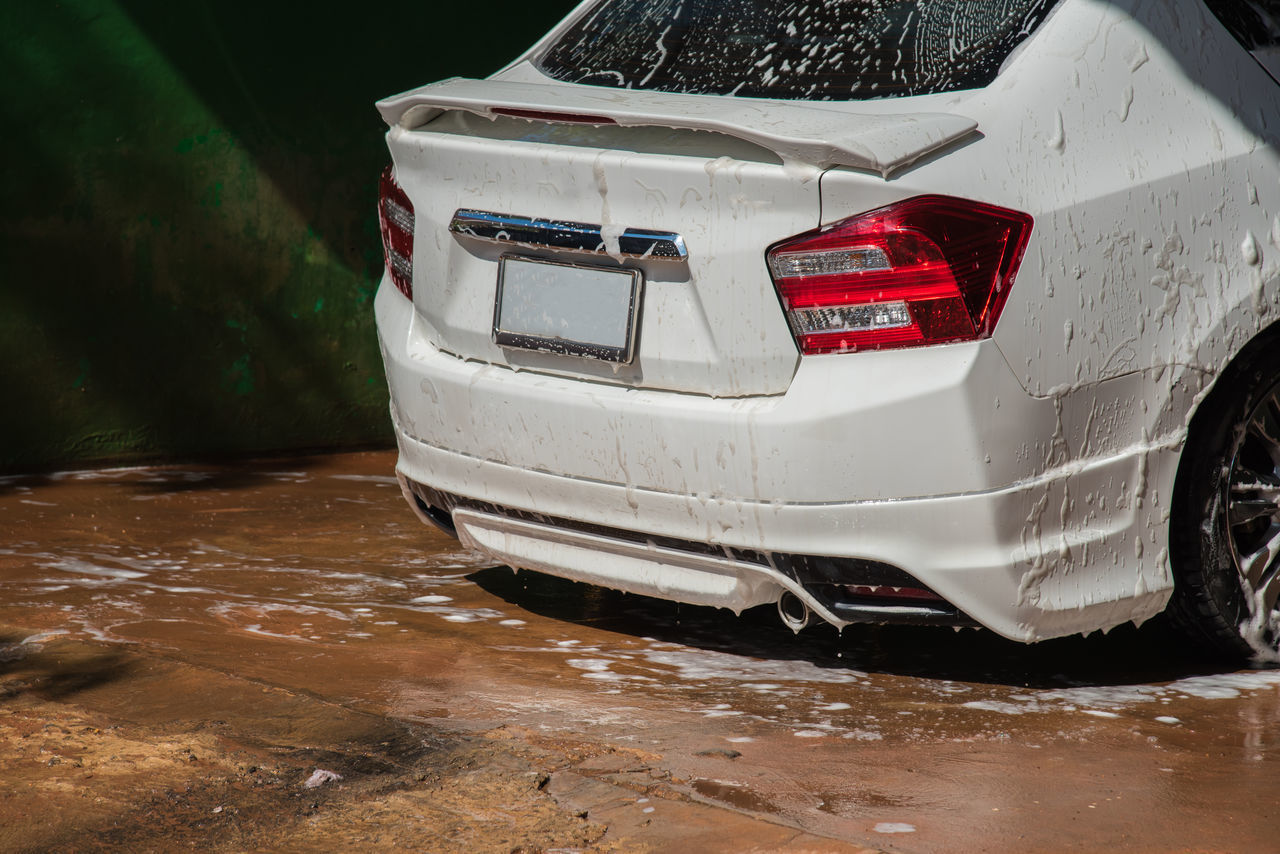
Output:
469,566,1233,690
0,633,134,702
0,453,347,497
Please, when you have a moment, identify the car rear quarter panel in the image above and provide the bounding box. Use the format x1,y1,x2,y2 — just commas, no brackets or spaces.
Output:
817,0,1280,628
824,0,1279,394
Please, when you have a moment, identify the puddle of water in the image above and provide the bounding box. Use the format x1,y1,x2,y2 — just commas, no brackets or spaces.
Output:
691,779,779,815
5,451,1280,853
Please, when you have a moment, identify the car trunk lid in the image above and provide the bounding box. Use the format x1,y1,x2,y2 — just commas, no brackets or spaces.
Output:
379,79,976,397
378,76,978,176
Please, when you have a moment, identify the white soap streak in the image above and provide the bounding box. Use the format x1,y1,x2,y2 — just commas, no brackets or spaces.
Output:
965,671,1280,717
874,822,916,834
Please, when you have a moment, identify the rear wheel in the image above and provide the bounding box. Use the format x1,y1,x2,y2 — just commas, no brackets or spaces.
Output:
1170,344,1280,660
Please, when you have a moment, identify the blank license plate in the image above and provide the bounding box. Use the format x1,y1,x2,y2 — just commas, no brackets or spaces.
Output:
493,256,642,364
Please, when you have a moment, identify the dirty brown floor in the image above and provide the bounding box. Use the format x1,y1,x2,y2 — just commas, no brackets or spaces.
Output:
1,452,1277,852
0,631,868,852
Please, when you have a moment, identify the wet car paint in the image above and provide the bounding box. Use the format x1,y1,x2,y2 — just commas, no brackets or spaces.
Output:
1,450,1278,851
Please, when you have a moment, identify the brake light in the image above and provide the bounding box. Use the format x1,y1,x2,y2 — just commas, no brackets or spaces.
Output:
491,107,618,125
767,195,1032,354
378,166,414,300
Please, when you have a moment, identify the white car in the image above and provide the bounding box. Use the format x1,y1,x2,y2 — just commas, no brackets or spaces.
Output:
374,0,1280,657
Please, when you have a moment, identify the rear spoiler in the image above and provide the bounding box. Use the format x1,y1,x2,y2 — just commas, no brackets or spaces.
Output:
376,77,978,178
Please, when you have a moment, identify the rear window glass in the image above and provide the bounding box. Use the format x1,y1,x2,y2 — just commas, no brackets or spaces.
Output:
1204,0,1280,49
536,0,1060,101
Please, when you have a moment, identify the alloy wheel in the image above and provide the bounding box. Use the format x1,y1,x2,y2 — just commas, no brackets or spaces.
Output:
1226,386,1280,616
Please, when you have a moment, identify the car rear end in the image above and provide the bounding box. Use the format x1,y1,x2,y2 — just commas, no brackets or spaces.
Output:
374,0,1196,642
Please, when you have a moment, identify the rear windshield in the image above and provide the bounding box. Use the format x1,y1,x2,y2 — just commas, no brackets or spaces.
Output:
1204,0,1280,49
535,0,1060,101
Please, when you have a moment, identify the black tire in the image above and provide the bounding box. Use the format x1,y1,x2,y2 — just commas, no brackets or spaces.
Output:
1169,341,1280,660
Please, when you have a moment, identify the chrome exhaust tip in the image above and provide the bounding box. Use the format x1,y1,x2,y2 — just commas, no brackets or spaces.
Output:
777,590,811,633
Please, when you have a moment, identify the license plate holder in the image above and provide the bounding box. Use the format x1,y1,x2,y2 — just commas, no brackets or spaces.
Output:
493,255,643,364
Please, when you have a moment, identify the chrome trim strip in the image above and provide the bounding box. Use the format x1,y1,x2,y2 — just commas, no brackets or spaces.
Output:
827,600,976,627
450,209,688,260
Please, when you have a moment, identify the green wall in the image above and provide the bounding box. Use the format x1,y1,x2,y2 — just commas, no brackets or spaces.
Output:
0,0,578,471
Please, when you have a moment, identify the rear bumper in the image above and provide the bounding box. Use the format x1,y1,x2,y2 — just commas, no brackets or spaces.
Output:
377,279,1173,642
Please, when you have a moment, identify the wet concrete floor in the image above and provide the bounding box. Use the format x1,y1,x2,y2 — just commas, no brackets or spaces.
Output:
1,450,1278,852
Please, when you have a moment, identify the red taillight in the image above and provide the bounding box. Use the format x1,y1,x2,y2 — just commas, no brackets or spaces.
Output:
766,195,1033,354
844,584,944,602
491,107,618,125
378,166,414,300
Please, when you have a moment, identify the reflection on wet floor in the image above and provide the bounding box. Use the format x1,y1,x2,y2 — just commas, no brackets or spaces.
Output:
2,451,1279,851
